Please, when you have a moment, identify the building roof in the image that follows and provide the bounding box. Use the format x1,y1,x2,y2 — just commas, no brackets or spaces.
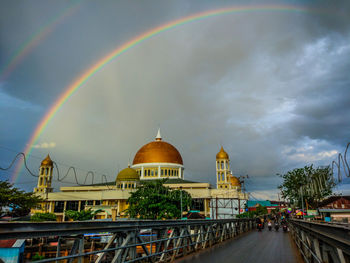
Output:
116,167,139,181
247,200,272,207
216,146,229,160
318,196,350,208
41,154,53,167
319,208,350,213
133,140,183,165
0,239,25,248
86,178,199,187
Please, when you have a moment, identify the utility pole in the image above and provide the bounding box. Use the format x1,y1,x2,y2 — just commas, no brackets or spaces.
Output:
300,187,305,220
180,186,183,219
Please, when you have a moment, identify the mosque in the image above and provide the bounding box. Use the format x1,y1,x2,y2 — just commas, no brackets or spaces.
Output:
32,130,248,221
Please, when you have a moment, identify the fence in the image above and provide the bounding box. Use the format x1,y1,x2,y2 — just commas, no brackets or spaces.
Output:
289,219,350,263
0,218,255,262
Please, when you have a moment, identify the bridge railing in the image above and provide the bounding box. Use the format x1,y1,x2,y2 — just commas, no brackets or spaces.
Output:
289,219,350,263
0,218,255,262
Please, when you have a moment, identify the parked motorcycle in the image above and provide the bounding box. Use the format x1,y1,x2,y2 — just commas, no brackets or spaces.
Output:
274,223,279,231
268,222,272,231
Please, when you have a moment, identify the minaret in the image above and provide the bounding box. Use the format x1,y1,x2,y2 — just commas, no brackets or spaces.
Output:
34,154,53,194
216,146,230,189
156,128,162,141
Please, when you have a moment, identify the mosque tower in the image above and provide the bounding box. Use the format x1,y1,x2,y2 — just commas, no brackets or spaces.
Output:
216,147,230,189
34,154,53,194
216,147,241,190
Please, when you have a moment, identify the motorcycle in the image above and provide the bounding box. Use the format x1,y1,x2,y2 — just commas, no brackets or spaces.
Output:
257,223,263,231
268,222,272,231
282,224,288,232
274,223,279,232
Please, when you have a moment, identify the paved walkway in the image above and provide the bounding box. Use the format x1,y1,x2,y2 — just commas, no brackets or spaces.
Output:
177,227,303,263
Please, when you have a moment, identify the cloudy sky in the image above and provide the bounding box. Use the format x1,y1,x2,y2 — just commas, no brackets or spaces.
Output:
1,0,349,199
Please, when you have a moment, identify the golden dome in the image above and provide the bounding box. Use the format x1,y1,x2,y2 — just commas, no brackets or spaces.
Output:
230,176,241,187
133,131,183,165
216,146,229,160
41,154,53,167
117,167,139,181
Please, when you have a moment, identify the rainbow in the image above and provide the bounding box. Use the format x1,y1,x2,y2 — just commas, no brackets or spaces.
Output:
0,2,81,82
13,4,327,183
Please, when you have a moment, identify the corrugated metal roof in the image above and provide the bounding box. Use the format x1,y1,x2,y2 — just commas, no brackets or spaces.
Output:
319,209,350,213
247,200,271,207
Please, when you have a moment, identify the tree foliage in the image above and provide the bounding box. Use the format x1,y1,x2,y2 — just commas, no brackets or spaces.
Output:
31,212,57,222
278,165,335,208
65,208,103,221
237,205,267,218
0,180,42,217
126,180,192,219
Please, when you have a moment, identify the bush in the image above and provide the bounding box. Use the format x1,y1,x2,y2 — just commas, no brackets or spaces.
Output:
31,212,57,222
65,208,103,221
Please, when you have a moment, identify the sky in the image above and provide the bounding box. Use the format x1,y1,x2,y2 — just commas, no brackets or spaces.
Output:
0,0,349,200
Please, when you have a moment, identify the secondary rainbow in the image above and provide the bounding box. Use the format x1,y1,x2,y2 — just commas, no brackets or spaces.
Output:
0,2,81,81
13,4,327,182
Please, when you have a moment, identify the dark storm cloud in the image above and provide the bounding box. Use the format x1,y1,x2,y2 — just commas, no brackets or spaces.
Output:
1,0,350,199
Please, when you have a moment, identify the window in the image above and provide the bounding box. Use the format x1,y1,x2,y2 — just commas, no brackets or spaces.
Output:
95,200,101,205
54,201,64,213
165,170,167,175
87,200,93,205
40,168,44,175
66,201,79,211
161,169,164,176
80,201,86,210
46,168,49,175
151,170,154,176
192,199,205,211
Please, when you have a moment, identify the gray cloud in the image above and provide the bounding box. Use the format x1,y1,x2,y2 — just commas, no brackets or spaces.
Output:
1,1,350,197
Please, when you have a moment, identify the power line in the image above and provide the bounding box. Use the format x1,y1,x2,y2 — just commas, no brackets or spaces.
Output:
0,150,114,189
331,142,350,183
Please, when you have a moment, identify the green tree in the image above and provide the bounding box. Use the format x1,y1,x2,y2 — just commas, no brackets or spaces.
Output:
126,180,192,219
31,212,57,222
278,165,335,208
65,208,103,221
0,180,42,217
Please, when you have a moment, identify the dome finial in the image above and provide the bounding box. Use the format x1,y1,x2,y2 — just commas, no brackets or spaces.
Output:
155,128,162,141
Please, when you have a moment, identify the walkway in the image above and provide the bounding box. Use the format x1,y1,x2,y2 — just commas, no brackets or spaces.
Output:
177,227,303,263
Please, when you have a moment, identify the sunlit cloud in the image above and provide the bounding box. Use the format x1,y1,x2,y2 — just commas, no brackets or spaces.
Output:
32,142,56,149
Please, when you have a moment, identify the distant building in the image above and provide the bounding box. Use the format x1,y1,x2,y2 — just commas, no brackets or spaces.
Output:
0,239,25,263
247,200,283,214
318,196,350,223
31,130,248,221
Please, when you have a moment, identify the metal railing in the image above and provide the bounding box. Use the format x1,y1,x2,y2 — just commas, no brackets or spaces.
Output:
0,218,255,262
289,219,350,263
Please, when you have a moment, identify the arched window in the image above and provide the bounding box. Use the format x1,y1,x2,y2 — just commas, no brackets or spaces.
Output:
151,170,154,176
165,170,167,175
40,168,44,175
221,174,224,181
161,169,164,176
221,162,224,169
